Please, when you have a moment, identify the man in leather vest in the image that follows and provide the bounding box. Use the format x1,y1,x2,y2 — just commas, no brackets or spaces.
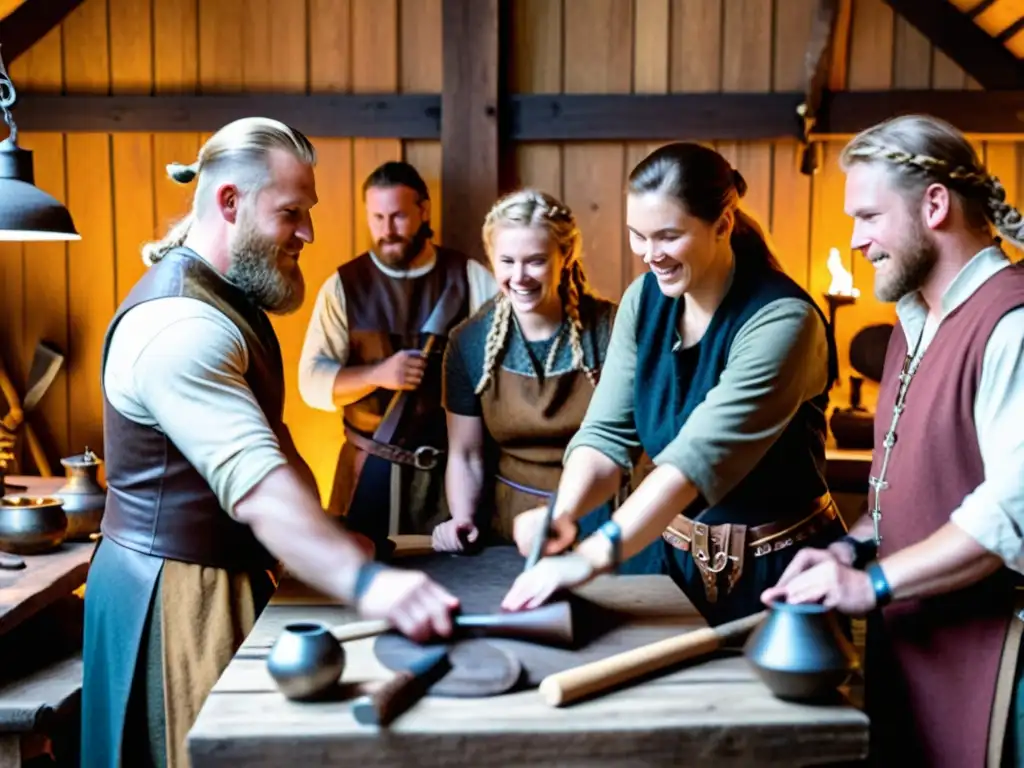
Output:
298,161,497,552
762,115,1024,767
81,118,460,768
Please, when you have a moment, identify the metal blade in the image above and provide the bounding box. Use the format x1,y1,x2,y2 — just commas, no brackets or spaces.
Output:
22,342,64,412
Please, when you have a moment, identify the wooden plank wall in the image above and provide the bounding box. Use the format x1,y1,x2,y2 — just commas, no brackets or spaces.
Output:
510,0,1024,418
0,0,1022,503
0,0,442,500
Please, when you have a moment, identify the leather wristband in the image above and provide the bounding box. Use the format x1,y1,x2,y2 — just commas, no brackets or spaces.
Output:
837,534,876,570
866,561,893,608
353,561,386,603
598,520,622,574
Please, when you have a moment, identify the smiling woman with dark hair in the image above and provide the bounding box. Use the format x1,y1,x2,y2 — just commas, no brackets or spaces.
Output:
503,142,846,626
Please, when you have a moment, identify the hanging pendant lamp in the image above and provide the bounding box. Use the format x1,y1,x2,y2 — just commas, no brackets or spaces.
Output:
0,45,79,242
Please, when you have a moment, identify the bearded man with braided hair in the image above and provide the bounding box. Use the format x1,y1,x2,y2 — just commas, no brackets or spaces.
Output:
433,189,663,573
764,114,1024,767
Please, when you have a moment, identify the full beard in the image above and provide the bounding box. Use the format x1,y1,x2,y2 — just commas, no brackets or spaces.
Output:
874,222,939,303
227,223,305,315
375,223,431,269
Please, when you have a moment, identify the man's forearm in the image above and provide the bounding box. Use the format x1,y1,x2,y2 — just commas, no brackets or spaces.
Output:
880,522,1003,601
235,465,368,603
446,451,484,525
557,446,626,522
332,363,382,407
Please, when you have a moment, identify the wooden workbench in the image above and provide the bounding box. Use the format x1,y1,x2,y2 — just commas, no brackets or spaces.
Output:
188,544,869,767
0,475,96,767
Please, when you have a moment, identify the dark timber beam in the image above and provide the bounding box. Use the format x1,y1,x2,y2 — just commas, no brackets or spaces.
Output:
9,93,441,138
0,0,86,63
440,0,500,263
13,90,1024,139
881,0,1024,90
798,0,844,174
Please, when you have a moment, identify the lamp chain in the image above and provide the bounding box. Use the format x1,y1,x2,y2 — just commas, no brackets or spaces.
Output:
0,46,16,144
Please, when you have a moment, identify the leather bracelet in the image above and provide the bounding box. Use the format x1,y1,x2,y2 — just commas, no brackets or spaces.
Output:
353,561,386,603
866,561,893,608
598,520,622,574
838,534,877,570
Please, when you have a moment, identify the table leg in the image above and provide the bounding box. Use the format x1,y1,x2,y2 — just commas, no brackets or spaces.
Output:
0,734,20,768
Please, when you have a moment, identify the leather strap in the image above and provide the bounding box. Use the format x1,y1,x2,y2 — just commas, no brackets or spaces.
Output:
987,587,1024,768
344,426,443,471
664,492,837,556
661,493,839,604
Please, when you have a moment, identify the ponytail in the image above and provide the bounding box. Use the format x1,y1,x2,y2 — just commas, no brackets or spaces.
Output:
142,212,194,266
730,209,783,273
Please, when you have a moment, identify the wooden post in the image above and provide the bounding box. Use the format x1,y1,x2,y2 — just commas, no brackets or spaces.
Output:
441,0,501,263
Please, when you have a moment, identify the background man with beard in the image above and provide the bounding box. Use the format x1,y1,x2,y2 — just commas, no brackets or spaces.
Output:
762,114,1024,767
82,119,460,768
299,161,497,551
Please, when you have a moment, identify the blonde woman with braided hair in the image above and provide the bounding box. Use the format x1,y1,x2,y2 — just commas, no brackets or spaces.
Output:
763,114,1024,768
503,142,845,628
432,189,663,573
83,117,459,768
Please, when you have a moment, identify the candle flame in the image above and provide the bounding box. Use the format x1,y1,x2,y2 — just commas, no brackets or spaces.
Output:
826,247,860,298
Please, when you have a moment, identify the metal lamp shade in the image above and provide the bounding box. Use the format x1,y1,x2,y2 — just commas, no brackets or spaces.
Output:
0,138,79,242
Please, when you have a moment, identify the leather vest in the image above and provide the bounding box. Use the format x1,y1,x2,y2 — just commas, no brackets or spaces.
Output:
99,247,282,572
338,247,470,447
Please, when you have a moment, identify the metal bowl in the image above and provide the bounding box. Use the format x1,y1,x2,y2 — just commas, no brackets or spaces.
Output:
266,622,345,701
744,600,860,703
0,495,68,555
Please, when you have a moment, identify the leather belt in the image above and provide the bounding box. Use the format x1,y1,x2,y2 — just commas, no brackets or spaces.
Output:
661,492,839,603
344,426,443,471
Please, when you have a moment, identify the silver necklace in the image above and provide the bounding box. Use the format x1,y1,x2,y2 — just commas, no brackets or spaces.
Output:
867,327,926,546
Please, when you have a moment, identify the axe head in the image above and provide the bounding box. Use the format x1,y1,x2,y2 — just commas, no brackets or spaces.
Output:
23,342,64,412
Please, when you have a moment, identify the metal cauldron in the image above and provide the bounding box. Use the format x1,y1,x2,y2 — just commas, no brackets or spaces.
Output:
0,495,68,554
266,622,346,701
744,601,860,702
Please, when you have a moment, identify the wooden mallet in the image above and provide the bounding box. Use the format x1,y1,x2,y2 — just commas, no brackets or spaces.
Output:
537,609,767,706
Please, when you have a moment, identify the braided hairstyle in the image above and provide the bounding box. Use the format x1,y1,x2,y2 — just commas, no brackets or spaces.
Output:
474,189,600,395
840,114,1024,248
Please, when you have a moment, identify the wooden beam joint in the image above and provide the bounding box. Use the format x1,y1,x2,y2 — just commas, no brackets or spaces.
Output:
0,0,85,64
881,0,1024,90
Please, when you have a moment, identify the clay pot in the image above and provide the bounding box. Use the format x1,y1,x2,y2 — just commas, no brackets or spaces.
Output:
744,601,860,702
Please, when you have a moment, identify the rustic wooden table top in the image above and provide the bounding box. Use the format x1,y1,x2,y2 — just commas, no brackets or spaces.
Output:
0,475,95,638
188,540,869,767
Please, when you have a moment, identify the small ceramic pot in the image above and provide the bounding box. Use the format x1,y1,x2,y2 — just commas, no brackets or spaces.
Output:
0,495,68,555
266,622,345,701
744,601,860,702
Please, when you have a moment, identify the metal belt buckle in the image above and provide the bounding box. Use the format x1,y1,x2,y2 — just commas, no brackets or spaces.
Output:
412,445,440,470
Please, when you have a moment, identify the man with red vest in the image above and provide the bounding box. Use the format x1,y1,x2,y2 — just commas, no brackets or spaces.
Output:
763,114,1024,767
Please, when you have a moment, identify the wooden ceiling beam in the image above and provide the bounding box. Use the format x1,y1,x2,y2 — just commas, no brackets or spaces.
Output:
13,89,1024,140
881,0,1024,89
0,0,85,64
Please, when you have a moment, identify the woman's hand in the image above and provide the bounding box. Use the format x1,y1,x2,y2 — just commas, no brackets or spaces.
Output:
431,519,479,553
512,506,578,558
500,553,595,611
